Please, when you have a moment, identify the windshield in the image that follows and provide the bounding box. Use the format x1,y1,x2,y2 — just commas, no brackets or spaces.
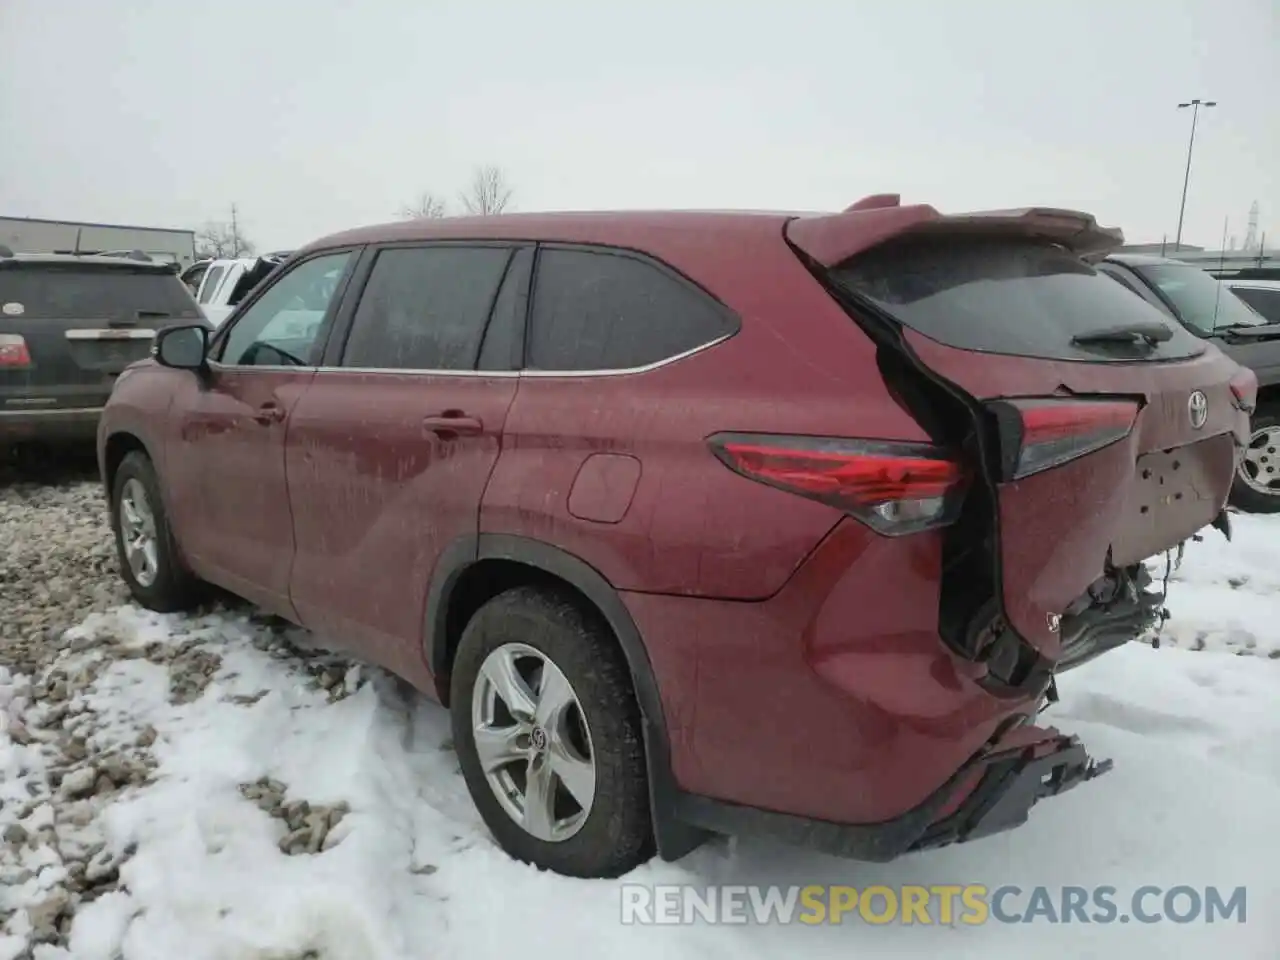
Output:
1133,263,1266,333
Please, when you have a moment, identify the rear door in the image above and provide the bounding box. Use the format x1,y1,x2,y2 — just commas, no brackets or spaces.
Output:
0,260,203,413
788,207,1251,662
284,242,525,684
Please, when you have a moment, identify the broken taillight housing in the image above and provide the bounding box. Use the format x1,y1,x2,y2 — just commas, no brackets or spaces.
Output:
0,334,31,368
1229,368,1257,414
989,398,1139,480
707,432,967,536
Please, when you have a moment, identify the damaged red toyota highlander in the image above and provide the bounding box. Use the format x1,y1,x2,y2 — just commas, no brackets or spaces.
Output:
97,196,1255,878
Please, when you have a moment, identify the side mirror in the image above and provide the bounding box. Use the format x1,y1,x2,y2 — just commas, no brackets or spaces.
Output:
152,323,209,371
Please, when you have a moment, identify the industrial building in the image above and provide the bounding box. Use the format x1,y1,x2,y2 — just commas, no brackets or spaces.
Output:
0,216,197,267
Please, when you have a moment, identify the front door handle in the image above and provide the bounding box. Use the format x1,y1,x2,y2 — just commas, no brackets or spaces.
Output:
422,411,483,438
253,403,286,425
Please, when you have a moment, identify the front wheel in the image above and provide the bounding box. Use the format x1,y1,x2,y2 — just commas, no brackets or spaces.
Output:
450,586,654,878
1229,408,1280,514
110,451,205,611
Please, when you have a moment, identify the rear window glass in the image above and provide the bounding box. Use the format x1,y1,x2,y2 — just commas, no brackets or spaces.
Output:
1130,263,1269,333
830,236,1206,362
0,265,201,321
528,248,735,371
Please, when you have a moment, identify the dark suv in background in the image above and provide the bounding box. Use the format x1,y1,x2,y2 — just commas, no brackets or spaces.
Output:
1097,253,1280,512
0,248,205,450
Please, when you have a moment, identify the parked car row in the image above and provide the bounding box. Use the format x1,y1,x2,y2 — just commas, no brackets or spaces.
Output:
1,247,206,444
92,197,1255,879
1,247,289,448
1094,254,1280,512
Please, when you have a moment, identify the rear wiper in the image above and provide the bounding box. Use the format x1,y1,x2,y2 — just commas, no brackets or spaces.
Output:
1071,321,1173,346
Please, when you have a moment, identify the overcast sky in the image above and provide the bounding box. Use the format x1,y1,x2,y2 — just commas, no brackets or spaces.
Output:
1,0,1275,253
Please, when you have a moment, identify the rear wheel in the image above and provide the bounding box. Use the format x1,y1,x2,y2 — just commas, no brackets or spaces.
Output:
450,586,653,878
110,451,205,611
1229,407,1280,514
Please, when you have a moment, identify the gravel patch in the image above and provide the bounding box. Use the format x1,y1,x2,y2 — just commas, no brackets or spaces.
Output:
0,476,126,678
0,463,371,958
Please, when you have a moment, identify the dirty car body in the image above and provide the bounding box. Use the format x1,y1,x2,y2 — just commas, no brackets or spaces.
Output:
97,197,1253,877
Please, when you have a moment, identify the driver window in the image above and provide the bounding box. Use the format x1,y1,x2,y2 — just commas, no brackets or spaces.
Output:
218,252,352,367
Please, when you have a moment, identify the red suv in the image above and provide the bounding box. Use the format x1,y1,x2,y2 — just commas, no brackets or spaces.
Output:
97,196,1255,879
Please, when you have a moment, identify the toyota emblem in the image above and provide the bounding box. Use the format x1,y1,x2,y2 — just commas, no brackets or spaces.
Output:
1188,390,1208,430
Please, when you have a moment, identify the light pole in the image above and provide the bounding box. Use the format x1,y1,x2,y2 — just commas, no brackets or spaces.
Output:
1174,98,1216,251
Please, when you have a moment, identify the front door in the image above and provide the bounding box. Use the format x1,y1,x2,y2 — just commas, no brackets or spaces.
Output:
285,243,527,686
167,249,357,616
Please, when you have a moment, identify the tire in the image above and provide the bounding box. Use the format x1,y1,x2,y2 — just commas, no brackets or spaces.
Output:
109,451,205,612
1228,407,1280,514
450,585,654,878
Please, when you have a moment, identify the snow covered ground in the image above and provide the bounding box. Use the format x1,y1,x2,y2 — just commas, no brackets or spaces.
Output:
1,485,1277,959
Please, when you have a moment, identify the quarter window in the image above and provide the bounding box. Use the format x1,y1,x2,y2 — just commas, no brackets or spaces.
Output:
341,246,513,371
527,248,734,371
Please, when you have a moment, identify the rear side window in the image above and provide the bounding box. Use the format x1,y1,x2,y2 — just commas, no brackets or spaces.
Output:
527,248,734,371
0,265,202,322
831,236,1207,362
342,246,512,371
1227,287,1280,324
198,266,225,304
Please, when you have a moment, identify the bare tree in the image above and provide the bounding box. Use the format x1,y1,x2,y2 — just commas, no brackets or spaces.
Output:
195,206,255,259
459,165,513,216
398,191,449,220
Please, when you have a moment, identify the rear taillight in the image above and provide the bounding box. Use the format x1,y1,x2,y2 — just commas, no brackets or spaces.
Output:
1229,368,1257,414
708,432,967,536
990,398,1139,480
0,334,31,368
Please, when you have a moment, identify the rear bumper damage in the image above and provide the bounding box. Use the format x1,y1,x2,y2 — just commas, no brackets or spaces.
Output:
909,734,1110,853
673,730,1111,862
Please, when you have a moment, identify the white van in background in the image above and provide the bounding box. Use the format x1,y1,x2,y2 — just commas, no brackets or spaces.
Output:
183,253,291,327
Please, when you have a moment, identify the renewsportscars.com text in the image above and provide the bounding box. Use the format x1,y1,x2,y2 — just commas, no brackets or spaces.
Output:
619,884,1248,926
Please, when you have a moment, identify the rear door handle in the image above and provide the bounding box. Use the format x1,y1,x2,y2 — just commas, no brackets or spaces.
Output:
253,403,286,425
422,412,483,438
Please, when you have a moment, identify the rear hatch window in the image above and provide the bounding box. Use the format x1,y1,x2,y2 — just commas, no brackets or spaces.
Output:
830,235,1206,363
0,263,202,322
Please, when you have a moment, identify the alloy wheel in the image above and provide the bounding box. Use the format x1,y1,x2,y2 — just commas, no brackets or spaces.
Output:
1238,424,1280,497
470,641,597,843
119,478,159,588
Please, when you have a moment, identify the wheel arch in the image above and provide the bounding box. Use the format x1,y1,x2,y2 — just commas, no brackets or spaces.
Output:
1252,382,1280,408
423,533,709,861
102,430,153,495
